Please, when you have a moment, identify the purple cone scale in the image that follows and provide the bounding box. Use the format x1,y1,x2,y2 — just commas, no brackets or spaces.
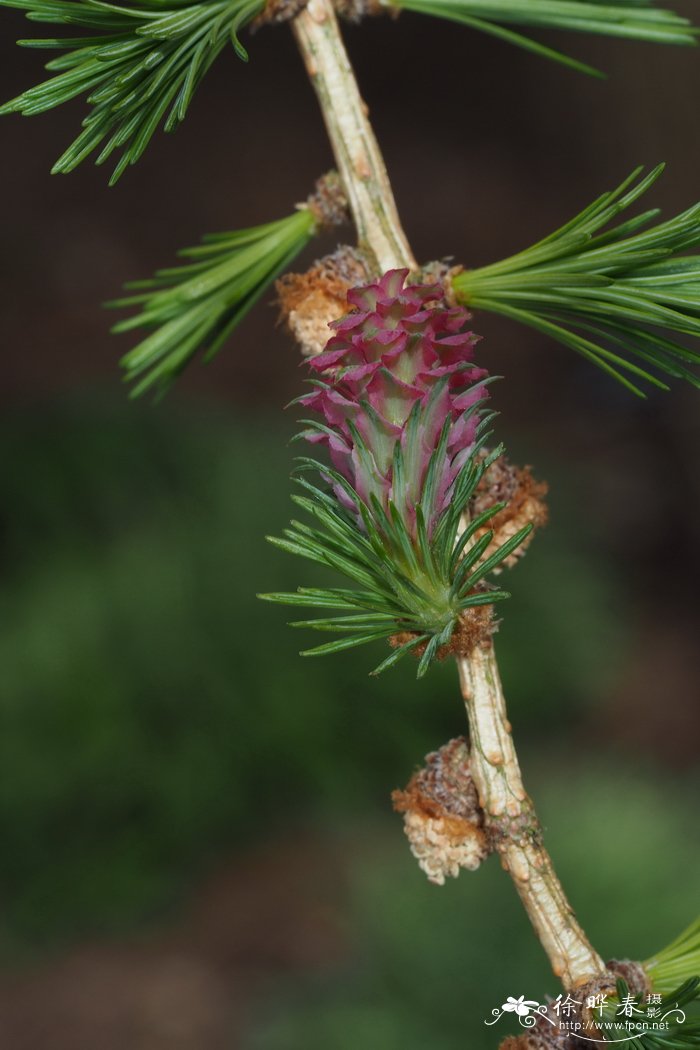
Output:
300,269,488,534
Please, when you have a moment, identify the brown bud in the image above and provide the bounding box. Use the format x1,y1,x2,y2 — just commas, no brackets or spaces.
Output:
497,1003,579,1050
470,453,548,571
577,972,620,1037
499,1037,556,1050
276,246,368,357
420,260,464,306
305,171,350,232
605,959,651,999
498,1024,572,1050
392,737,490,884
253,0,309,28
334,0,393,22
389,599,497,662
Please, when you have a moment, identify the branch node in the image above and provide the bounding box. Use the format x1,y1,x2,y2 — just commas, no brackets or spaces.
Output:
488,805,540,850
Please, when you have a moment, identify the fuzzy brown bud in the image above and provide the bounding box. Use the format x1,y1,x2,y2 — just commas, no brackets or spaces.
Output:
305,171,350,231
420,260,463,305
389,599,497,661
392,737,490,884
253,0,309,27
498,1023,571,1050
471,453,548,571
334,0,391,22
498,997,587,1050
605,959,651,999
276,246,369,356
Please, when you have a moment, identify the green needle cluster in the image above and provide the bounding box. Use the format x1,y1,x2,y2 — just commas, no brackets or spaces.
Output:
261,427,532,678
453,165,700,395
387,0,696,75
646,918,700,998
0,0,264,182
111,206,317,397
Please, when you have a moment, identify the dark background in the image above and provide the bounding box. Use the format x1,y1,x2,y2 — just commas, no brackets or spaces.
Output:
0,5,698,1048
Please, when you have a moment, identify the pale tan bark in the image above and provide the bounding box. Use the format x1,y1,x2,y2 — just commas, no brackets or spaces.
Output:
292,0,416,274
458,648,605,988
292,0,606,990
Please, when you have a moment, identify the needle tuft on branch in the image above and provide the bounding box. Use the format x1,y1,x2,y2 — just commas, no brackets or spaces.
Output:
110,177,349,396
367,0,697,77
0,0,267,181
453,166,700,395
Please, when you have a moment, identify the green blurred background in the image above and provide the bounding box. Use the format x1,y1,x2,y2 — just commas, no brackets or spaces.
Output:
0,4,698,1047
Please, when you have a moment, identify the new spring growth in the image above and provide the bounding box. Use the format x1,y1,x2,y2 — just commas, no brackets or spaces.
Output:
261,269,536,676
452,166,700,395
350,0,697,78
110,172,348,397
644,917,700,998
0,0,270,182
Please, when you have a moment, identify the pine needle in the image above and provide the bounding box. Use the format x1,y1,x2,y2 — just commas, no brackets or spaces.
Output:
388,0,697,76
453,165,700,394
110,206,317,397
0,0,265,181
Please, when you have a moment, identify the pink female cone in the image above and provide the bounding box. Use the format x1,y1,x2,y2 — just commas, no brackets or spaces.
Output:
300,269,488,534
